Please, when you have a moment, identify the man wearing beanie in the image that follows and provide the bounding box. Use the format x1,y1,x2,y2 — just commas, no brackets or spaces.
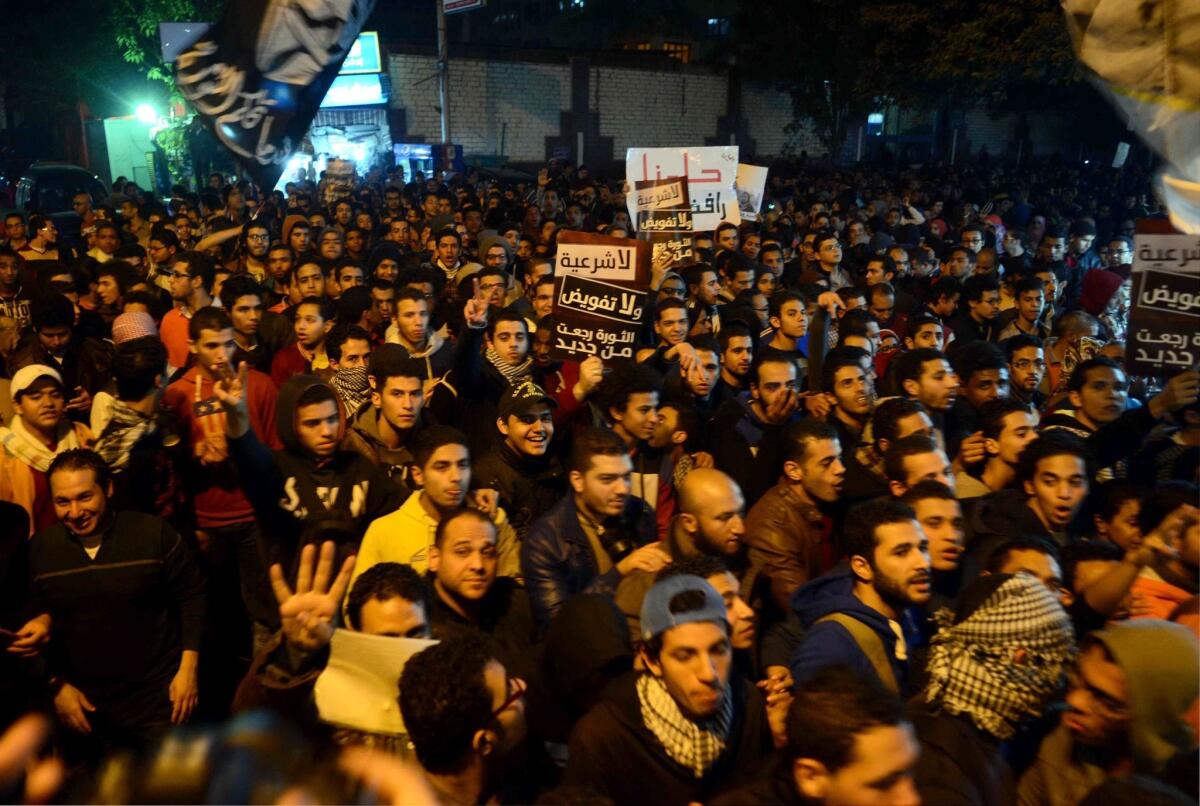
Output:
565,575,771,805
1018,620,1200,804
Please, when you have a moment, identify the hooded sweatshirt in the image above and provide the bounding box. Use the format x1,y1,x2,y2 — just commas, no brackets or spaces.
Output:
228,375,406,575
1017,621,1200,805
789,565,923,694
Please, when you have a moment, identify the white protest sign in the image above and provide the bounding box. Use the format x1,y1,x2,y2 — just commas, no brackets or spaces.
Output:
556,241,640,282
626,146,740,233
735,163,769,222
313,629,437,735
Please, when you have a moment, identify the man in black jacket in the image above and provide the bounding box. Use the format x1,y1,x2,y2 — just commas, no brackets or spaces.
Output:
28,449,205,757
472,379,566,540
566,574,772,805
521,427,664,629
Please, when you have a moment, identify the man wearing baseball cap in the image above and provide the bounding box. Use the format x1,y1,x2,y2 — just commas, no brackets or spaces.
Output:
565,575,771,805
473,378,565,540
0,364,91,534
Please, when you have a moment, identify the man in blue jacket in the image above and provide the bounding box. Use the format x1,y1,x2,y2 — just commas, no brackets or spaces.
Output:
789,498,931,695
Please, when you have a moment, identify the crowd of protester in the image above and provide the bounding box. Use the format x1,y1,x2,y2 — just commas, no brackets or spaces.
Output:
0,154,1197,805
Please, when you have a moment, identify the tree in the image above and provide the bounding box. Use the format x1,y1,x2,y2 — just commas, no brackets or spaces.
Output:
734,0,880,158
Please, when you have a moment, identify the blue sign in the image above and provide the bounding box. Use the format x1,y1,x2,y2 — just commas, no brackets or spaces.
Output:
339,31,382,75
321,74,387,108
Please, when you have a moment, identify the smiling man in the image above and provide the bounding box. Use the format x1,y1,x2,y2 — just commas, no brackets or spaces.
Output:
473,379,566,540
566,575,772,805
30,448,205,755
790,498,931,695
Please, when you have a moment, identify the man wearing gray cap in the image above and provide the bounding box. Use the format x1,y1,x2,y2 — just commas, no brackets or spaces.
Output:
565,575,771,805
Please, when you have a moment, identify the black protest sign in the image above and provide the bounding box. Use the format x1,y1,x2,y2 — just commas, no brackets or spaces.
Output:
634,178,695,273
176,0,376,190
550,231,649,363
1128,224,1200,376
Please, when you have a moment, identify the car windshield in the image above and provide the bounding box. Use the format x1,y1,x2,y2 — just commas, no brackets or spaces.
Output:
35,174,105,214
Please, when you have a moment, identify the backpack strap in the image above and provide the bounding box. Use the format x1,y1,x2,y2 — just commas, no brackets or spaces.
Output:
815,613,900,695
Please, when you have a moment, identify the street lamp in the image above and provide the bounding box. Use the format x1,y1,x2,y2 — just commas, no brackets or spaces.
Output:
135,104,158,125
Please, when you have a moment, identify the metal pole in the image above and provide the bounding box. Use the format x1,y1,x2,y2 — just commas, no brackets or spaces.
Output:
950,128,958,165
855,126,863,163
436,0,450,146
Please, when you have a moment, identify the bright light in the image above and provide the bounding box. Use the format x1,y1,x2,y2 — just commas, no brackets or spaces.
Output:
135,104,158,125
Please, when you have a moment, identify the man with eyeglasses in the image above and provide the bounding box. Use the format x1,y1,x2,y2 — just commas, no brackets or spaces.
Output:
1019,621,1199,804
18,215,60,262
145,228,180,292
400,637,532,804
1104,235,1134,269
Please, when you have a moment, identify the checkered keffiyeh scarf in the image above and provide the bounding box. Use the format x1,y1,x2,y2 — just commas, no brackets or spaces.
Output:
330,366,372,417
637,674,732,778
93,401,155,470
924,572,1076,740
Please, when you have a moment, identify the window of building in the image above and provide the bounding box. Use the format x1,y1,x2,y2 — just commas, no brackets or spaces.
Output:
663,41,690,63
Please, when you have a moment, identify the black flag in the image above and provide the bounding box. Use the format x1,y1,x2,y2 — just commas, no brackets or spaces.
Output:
176,0,376,190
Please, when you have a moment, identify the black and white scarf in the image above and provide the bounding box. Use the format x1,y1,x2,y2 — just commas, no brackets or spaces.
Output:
331,366,372,417
637,674,732,778
924,572,1076,740
93,401,155,470
484,345,533,386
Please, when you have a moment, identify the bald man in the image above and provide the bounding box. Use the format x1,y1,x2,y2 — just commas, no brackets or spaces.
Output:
614,468,750,641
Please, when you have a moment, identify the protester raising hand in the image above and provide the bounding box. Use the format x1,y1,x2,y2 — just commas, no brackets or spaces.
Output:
213,360,251,438
270,540,357,653
463,277,490,328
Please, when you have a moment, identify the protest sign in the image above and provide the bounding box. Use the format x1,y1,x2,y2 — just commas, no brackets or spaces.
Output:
625,146,740,232
551,231,649,363
735,163,769,222
176,0,376,190
1127,221,1200,376
313,629,436,735
634,177,696,273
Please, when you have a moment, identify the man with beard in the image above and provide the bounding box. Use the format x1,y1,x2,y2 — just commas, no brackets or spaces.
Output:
790,498,931,695
746,420,846,614
426,508,539,689
566,575,772,805
234,220,271,282
614,468,749,639
351,425,519,582
1005,334,1047,410
521,427,663,629
472,379,567,540
714,321,754,408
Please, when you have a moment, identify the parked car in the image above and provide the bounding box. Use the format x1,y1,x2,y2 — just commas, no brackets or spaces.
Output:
12,162,109,252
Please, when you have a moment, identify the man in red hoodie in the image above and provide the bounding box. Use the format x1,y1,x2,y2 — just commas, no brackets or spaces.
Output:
163,306,281,652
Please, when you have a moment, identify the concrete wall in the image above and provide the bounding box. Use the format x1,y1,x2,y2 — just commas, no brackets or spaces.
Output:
388,53,570,161
386,49,1066,166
